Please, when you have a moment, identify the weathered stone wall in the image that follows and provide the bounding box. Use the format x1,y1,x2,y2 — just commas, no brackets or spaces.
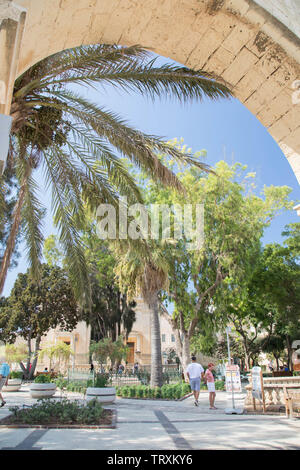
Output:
6,0,298,184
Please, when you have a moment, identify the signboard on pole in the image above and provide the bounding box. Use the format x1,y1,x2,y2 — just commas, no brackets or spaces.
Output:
251,366,266,412
225,364,242,393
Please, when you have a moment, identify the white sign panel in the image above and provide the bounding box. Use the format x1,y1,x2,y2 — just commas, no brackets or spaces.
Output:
252,366,262,401
225,364,242,393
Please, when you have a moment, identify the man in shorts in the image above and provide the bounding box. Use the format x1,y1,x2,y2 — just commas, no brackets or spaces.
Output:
186,356,204,406
0,358,10,407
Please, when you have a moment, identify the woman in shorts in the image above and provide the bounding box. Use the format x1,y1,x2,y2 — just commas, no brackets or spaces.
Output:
205,363,217,410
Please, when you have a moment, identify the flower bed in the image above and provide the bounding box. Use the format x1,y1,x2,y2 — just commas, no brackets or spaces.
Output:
0,398,115,428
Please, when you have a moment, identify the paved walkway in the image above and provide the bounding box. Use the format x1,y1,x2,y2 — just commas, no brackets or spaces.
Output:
0,385,299,450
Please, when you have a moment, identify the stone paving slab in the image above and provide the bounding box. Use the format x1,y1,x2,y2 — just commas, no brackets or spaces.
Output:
0,385,299,450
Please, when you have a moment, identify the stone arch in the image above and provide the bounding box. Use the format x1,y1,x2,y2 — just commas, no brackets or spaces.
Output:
3,0,300,183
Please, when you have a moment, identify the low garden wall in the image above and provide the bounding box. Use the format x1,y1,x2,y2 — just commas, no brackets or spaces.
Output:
245,376,300,412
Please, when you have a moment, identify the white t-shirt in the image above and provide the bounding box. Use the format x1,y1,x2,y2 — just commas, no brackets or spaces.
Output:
186,362,204,379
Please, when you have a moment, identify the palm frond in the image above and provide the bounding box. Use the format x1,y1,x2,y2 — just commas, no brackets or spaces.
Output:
21,173,45,281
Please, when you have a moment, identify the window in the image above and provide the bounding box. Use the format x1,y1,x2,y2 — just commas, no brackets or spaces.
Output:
162,334,166,342
171,335,175,343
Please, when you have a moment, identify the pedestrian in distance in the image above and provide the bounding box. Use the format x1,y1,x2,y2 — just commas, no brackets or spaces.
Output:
0,357,10,407
205,363,217,410
186,355,204,406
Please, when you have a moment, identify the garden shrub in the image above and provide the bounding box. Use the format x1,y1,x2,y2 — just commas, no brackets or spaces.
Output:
215,380,225,390
8,398,103,425
116,382,193,400
34,374,54,383
181,383,191,395
54,377,68,390
9,371,23,379
121,386,130,398
129,385,137,398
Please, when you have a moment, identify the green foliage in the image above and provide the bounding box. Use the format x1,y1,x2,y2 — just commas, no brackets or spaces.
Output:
0,167,20,269
9,371,23,379
39,341,74,368
0,264,78,344
4,43,231,304
8,398,103,425
90,336,129,366
214,380,225,391
54,377,68,390
116,382,191,400
4,344,27,366
94,373,110,388
0,264,78,378
34,374,54,384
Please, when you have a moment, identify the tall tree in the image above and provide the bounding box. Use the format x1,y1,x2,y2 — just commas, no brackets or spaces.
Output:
0,264,78,378
130,149,294,371
113,239,169,387
0,44,231,301
251,225,300,370
43,231,137,342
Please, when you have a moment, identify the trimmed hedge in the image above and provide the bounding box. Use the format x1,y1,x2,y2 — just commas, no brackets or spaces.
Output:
116,382,191,400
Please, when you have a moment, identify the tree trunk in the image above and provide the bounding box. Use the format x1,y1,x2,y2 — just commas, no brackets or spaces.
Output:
0,161,31,295
29,335,41,379
179,332,191,379
286,335,292,371
159,303,191,379
148,292,163,388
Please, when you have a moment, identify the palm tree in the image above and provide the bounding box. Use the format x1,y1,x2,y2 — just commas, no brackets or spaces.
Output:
114,238,170,387
1,44,232,300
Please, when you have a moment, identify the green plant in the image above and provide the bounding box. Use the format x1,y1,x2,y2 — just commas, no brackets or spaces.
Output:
9,371,23,379
94,373,109,388
181,383,191,395
215,380,225,390
129,385,137,398
115,383,192,400
39,341,74,372
7,398,104,425
54,377,68,390
65,381,87,394
34,374,54,383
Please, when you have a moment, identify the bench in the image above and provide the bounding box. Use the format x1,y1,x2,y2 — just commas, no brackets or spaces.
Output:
283,386,300,418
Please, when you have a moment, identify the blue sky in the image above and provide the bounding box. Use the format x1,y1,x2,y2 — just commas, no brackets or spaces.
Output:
3,60,300,297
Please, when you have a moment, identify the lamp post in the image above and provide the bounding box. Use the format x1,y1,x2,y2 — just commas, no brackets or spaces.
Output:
225,326,243,415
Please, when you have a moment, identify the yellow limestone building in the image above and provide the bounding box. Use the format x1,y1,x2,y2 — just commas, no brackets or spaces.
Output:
19,298,177,372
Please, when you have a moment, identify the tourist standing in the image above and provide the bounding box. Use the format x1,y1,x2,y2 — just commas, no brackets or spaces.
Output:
0,358,10,407
205,363,217,410
186,356,204,406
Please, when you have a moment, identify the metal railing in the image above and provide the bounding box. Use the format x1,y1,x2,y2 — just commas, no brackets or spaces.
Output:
67,367,183,386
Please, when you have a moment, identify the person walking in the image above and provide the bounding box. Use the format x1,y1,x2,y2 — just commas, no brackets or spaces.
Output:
186,355,204,406
205,363,217,410
0,358,10,407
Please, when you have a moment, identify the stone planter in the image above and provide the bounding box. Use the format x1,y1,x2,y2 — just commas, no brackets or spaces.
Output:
2,379,22,392
29,383,57,399
86,387,116,404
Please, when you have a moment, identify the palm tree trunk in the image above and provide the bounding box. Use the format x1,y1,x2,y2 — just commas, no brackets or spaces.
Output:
0,164,31,295
148,292,163,388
